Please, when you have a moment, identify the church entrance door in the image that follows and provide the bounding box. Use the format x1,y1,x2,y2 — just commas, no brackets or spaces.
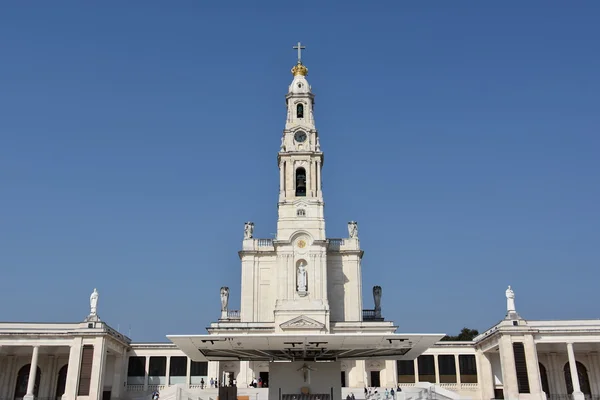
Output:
370,371,381,388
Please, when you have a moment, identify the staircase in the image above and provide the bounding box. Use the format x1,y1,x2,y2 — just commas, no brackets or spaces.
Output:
126,384,469,400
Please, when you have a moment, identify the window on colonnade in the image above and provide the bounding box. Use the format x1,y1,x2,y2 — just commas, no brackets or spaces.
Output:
127,356,146,385
459,355,478,383
397,360,415,383
418,355,436,383
190,361,208,385
149,357,167,384
438,355,457,383
169,356,188,385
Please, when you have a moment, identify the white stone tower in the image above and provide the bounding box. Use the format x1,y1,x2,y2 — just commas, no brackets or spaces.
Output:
277,48,325,241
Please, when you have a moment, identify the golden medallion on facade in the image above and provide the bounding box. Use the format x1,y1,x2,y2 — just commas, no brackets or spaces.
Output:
297,239,306,249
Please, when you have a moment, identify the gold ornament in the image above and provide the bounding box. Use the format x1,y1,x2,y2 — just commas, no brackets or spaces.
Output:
297,240,306,249
291,62,308,76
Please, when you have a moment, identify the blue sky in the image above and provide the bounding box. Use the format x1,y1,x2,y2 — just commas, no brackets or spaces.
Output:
1,2,599,342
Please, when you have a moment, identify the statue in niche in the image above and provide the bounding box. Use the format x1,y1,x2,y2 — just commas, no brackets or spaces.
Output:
506,285,515,312
244,222,254,239
373,286,382,311
220,287,230,312
348,221,358,239
297,261,307,292
90,288,99,315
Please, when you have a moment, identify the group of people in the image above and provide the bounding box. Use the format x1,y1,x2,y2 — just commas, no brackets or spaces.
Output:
364,386,401,400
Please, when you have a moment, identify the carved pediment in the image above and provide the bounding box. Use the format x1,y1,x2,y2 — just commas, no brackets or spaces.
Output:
280,315,325,330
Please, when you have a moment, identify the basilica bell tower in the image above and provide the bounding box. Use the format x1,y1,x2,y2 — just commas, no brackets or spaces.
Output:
276,42,325,241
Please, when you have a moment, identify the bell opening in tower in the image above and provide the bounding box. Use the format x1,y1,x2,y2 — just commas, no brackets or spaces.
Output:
296,103,304,119
295,168,306,197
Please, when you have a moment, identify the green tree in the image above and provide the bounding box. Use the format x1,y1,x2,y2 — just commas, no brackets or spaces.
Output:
440,327,479,341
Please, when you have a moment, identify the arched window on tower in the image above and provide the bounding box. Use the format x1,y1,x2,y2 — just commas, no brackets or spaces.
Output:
297,103,304,119
295,168,306,196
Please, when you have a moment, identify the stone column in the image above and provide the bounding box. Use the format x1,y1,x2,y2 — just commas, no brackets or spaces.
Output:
455,354,462,388
0,354,15,399
143,356,150,391
414,359,420,383
0,346,5,397
590,352,600,396
354,360,366,388
112,352,125,398
208,361,220,385
567,342,585,400
44,354,57,398
165,356,171,387
238,360,250,387
24,345,40,400
434,354,440,384
186,357,191,388
476,351,495,400
498,335,519,400
88,337,107,400
523,335,545,400
549,352,563,395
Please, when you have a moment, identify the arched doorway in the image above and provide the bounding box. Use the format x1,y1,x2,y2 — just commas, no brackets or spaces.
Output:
539,362,550,395
564,361,591,395
55,364,69,398
14,364,41,399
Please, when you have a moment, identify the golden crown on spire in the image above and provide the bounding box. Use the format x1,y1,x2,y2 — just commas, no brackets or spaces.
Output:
291,62,308,76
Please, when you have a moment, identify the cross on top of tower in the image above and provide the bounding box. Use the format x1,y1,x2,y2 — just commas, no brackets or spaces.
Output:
293,42,306,63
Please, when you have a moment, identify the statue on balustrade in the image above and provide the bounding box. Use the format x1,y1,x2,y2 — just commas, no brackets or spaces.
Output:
90,288,99,315
506,285,516,313
348,221,358,239
220,287,230,312
244,222,254,239
373,286,382,318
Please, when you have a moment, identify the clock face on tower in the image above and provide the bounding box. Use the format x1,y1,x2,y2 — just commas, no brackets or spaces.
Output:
294,131,307,143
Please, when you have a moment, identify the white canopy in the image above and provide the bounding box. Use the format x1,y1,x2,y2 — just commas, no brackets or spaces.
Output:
167,333,444,362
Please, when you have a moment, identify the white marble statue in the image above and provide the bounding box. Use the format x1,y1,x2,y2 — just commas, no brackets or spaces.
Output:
348,221,358,239
90,288,99,315
297,261,307,292
244,222,254,239
280,136,286,152
220,287,229,312
316,137,321,151
506,285,516,312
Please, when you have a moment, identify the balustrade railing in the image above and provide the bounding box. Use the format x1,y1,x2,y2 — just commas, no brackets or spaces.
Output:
328,239,345,248
362,309,383,321
257,239,273,247
227,310,241,319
